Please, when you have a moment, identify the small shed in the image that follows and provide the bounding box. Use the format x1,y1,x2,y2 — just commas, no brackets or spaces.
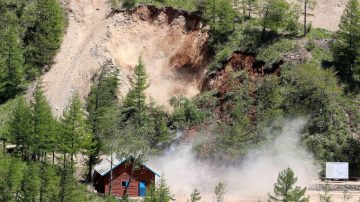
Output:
93,154,160,197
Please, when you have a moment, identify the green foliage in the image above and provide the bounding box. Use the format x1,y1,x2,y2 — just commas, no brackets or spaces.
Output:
60,93,89,156
319,181,332,202
144,176,173,202
0,26,25,101
214,181,226,202
202,0,236,45
0,157,24,201
257,39,298,68
296,0,317,35
20,162,40,202
25,0,65,70
331,0,360,89
8,97,32,151
32,84,56,157
39,164,60,202
306,28,332,41
86,60,119,180
170,96,205,127
258,0,300,37
0,98,17,141
268,168,309,202
0,0,65,102
189,189,202,202
123,58,149,125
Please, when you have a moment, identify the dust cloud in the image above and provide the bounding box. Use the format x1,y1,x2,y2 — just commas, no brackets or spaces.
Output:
149,118,319,202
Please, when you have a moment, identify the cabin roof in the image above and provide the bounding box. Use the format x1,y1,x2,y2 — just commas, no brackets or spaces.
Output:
94,154,160,177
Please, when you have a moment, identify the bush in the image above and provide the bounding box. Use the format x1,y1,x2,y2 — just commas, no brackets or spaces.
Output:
257,39,299,68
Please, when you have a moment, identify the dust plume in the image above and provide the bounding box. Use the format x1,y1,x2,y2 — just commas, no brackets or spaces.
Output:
148,118,319,202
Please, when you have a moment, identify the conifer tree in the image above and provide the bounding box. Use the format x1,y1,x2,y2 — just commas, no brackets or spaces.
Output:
32,83,55,161
59,160,87,202
26,0,64,69
3,158,24,201
0,26,24,101
189,189,202,202
86,60,119,181
8,96,33,156
157,176,173,202
332,0,360,86
60,93,89,167
214,181,226,202
39,163,60,202
123,57,149,124
20,162,40,202
258,0,299,38
268,168,309,202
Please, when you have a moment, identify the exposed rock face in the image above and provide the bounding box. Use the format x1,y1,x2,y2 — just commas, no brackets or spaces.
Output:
40,1,209,116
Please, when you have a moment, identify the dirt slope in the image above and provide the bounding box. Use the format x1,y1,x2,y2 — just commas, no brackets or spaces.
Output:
41,1,208,116
41,0,348,116
287,0,347,31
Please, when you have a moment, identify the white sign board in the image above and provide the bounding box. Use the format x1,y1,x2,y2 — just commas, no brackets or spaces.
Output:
326,162,349,179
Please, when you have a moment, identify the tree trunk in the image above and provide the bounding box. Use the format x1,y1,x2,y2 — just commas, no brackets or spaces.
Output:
304,1,307,36
122,160,135,199
53,151,55,164
60,154,67,202
88,154,94,182
39,164,44,202
3,139,5,154
108,153,113,195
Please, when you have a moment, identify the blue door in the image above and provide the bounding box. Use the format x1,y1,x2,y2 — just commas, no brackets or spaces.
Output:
139,181,146,197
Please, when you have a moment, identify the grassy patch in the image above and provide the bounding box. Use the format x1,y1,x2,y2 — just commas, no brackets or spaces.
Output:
306,28,333,40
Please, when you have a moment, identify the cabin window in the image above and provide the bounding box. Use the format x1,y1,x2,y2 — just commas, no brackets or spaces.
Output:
122,181,129,187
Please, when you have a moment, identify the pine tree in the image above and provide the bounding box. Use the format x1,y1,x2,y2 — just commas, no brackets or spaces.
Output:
157,176,172,202
123,57,149,123
144,184,157,202
86,60,119,181
25,0,64,70
268,168,309,202
0,26,24,101
4,158,24,201
60,93,89,167
258,0,299,38
189,189,202,202
39,163,60,202
332,0,360,86
214,181,226,202
31,83,55,161
8,96,33,155
59,159,87,202
20,162,40,202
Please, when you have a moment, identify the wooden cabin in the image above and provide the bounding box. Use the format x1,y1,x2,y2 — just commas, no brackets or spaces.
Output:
93,155,160,197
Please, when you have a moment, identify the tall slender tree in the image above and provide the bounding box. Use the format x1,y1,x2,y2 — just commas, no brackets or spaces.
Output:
332,0,360,86
297,0,316,36
31,83,56,161
8,96,33,157
60,93,89,168
20,162,40,202
0,26,24,101
86,60,119,182
123,58,149,124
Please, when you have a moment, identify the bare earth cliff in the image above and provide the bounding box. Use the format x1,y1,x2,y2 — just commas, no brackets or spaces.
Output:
42,1,208,115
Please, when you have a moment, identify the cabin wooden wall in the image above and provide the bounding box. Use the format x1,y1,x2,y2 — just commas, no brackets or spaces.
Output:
101,164,155,197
